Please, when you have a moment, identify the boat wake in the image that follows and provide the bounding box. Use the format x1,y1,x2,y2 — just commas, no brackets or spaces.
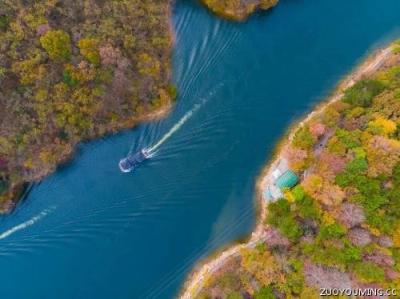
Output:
0,208,54,240
147,99,206,154
120,98,208,173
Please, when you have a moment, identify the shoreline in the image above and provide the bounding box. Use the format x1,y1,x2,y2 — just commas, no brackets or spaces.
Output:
0,100,173,215
179,43,395,299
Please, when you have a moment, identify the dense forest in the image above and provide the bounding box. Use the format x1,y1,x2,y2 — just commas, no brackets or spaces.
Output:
0,0,176,212
197,42,400,298
202,0,278,21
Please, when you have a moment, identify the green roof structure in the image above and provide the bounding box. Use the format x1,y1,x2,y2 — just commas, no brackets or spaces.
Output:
275,170,299,190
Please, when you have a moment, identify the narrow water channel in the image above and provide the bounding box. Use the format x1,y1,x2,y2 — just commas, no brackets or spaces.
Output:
0,0,399,298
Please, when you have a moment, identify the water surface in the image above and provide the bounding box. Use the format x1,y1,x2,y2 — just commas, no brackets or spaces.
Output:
0,0,400,298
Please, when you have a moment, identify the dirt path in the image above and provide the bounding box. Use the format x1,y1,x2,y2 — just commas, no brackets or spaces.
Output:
179,44,395,299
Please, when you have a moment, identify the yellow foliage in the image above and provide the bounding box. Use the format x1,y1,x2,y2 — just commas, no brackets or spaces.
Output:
137,53,160,76
240,246,282,286
368,116,397,136
24,159,34,169
22,12,47,30
368,225,381,237
284,188,295,203
35,88,48,102
40,30,71,61
12,53,46,85
299,286,319,299
321,211,335,225
393,225,400,248
78,38,100,65
39,150,52,163
0,137,13,155
9,20,25,41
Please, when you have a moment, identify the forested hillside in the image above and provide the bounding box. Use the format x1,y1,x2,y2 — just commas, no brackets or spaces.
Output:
197,42,400,298
0,0,176,211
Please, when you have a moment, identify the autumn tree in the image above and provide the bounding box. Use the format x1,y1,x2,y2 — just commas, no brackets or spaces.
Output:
366,135,400,177
348,228,371,247
40,30,71,61
303,262,352,289
240,246,282,287
78,38,101,65
302,174,345,206
337,202,365,228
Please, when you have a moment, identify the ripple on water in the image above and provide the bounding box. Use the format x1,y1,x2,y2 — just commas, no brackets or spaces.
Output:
1,0,400,298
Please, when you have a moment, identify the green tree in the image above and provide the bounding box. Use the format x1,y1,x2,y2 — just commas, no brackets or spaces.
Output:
292,126,316,150
0,15,10,30
318,223,346,241
335,129,361,149
227,291,242,299
267,199,303,241
254,285,276,299
342,79,384,107
353,262,385,283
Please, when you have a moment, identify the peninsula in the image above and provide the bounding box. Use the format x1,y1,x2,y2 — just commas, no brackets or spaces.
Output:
202,0,278,21
0,0,278,213
181,41,400,298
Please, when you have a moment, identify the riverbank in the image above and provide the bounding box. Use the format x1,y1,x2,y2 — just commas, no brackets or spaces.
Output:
180,42,398,298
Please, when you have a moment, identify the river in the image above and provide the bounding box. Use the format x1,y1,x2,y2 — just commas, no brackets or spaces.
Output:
0,0,400,298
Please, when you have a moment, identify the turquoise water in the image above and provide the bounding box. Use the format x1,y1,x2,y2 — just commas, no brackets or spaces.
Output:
1,0,400,298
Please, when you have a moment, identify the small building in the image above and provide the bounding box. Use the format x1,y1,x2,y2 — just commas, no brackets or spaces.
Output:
264,169,299,201
275,170,299,190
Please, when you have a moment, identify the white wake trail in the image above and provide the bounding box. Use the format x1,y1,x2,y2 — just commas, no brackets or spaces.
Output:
147,101,203,153
0,208,54,240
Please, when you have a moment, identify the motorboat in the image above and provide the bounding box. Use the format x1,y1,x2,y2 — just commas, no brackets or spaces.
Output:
119,149,150,173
